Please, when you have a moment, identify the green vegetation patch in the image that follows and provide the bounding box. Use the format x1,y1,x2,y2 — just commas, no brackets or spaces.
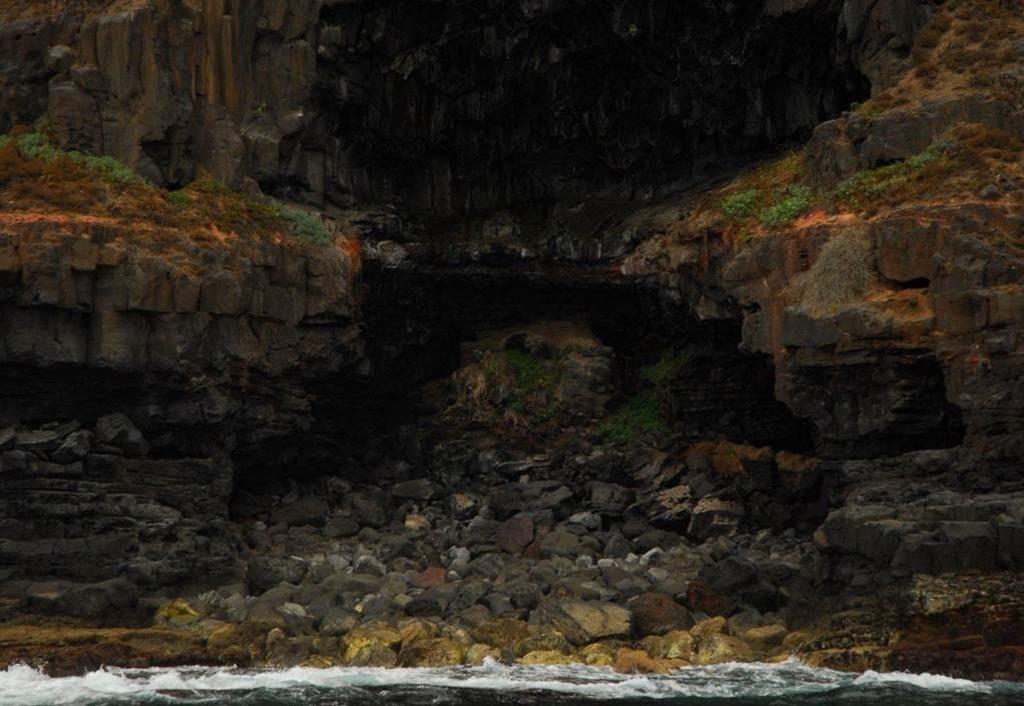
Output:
760,185,813,229
0,128,336,247
721,188,761,221
598,347,706,443
67,152,142,184
11,131,143,184
504,349,560,417
167,191,191,206
598,390,668,444
278,204,333,245
835,143,946,207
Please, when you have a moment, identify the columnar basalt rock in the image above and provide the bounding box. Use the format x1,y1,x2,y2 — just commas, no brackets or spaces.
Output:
0,0,928,224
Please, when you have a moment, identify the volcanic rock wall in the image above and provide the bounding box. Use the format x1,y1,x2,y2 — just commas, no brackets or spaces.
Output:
1,0,929,221
5,0,1013,597
0,220,364,587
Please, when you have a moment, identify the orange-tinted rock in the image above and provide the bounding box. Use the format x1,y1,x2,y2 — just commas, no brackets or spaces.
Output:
412,567,448,589
630,592,694,636
686,580,737,617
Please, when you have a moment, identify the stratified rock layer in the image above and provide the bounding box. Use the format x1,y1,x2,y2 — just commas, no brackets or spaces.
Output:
0,220,363,587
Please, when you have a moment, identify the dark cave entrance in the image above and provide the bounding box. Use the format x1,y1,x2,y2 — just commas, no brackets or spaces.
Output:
229,263,815,510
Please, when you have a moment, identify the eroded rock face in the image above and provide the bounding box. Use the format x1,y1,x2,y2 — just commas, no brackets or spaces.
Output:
0,0,887,223
807,94,1024,186
0,418,234,587
3,2,1024,683
0,222,363,588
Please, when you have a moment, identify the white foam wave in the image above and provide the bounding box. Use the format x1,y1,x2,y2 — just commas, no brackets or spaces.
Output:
0,659,1010,706
854,669,992,692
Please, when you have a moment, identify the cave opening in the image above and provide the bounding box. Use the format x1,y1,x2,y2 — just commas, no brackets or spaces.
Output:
228,263,815,513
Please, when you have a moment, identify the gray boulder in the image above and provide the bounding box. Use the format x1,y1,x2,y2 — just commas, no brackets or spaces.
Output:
95,413,150,457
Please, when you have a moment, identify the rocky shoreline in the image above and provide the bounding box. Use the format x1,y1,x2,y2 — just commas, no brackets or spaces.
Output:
2,359,1024,681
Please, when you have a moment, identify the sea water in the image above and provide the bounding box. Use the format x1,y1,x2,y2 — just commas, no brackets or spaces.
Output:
3,659,1024,706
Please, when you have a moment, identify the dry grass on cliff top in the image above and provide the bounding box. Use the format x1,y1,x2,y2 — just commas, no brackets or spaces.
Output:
859,0,1024,118
0,129,354,264
660,0,1024,252
684,122,1024,253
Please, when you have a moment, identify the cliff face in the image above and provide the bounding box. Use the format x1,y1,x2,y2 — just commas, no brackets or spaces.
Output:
2,0,1024,681
0,215,364,588
1,0,928,222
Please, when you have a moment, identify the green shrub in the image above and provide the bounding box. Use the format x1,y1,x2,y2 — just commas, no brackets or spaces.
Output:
789,232,874,315
721,189,760,220
168,191,191,206
836,143,945,206
598,391,668,443
68,152,142,184
504,349,559,416
505,350,555,391
598,347,706,443
16,132,59,161
193,174,231,196
907,143,944,169
279,205,332,245
7,131,143,184
760,185,813,229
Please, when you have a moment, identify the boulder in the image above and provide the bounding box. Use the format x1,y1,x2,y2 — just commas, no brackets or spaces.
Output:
341,624,402,666
588,482,635,516
490,481,573,519
694,633,755,665
247,557,306,593
518,650,578,666
324,516,360,538
466,643,503,665
94,413,150,457
687,498,744,540
580,642,618,667
52,430,92,463
686,580,737,617
405,595,445,617
156,600,202,627
742,624,788,649
318,609,359,637
15,429,62,454
496,515,534,555
398,637,466,667
568,511,602,530
513,632,575,657
613,647,686,674
392,478,441,501
649,629,695,660
349,489,389,528
539,529,584,558
270,497,328,527
630,592,694,636
53,579,138,618
411,567,448,589
471,618,531,648
691,616,727,639
530,600,632,645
